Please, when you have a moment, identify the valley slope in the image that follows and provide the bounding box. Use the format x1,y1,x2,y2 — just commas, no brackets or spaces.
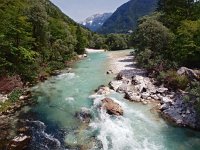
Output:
98,0,158,34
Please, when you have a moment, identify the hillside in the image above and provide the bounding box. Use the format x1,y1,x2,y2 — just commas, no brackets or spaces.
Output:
98,0,158,34
0,0,90,82
80,13,112,32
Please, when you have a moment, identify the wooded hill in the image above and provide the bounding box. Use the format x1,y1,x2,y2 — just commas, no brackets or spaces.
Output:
0,0,91,81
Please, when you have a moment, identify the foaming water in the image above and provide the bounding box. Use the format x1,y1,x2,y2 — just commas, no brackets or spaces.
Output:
19,51,200,150
56,73,76,80
90,94,163,150
26,120,62,150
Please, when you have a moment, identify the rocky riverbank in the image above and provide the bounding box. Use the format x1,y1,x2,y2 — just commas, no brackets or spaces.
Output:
106,50,200,130
0,68,74,149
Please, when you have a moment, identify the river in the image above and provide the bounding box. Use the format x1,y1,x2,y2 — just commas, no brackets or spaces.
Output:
19,51,200,150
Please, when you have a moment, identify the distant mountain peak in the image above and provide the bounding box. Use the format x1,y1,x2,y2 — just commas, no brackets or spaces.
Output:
80,13,112,32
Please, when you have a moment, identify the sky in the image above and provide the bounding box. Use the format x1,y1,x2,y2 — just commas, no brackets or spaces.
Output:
50,0,129,22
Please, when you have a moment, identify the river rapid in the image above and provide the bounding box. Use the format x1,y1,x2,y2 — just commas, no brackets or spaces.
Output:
18,51,200,150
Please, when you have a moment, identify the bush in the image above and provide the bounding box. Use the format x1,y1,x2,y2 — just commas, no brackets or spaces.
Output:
157,70,189,90
48,61,65,71
8,89,22,102
136,49,177,73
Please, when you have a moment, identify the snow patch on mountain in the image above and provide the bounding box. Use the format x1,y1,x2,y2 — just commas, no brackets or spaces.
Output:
80,13,112,32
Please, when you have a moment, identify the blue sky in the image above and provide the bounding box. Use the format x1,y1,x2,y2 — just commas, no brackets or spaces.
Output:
50,0,129,22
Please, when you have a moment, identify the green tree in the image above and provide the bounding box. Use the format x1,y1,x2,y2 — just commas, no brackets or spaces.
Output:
173,20,200,67
89,34,105,49
0,0,37,79
75,26,87,54
106,34,128,50
29,0,48,61
132,14,175,70
134,15,174,54
158,0,200,30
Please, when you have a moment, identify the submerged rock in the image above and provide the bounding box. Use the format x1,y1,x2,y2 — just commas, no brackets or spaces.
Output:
101,98,123,116
75,107,92,123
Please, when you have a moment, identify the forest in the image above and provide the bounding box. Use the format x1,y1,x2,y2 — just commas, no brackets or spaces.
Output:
0,0,92,81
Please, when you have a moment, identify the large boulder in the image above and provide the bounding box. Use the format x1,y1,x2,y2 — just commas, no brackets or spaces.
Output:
177,67,200,81
161,94,200,129
7,134,31,150
101,98,123,116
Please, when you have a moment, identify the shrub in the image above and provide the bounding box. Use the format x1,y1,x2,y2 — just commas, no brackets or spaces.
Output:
48,61,65,71
136,49,177,74
8,89,22,102
158,70,189,90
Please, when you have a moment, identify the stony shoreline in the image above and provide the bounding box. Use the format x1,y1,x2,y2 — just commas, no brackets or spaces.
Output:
0,68,74,149
107,50,200,130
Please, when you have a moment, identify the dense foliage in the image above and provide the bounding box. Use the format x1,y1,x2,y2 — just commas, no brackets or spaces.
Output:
0,0,90,81
89,33,130,51
132,0,200,70
132,13,175,71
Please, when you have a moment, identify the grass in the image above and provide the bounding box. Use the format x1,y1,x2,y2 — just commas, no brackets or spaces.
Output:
0,88,22,113
0,100,13,113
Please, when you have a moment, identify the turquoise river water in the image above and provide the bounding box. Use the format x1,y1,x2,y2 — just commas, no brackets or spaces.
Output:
21,52,200,150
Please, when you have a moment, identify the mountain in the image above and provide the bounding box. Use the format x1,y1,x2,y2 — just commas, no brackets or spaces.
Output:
98,0,158,34
80,13,112,32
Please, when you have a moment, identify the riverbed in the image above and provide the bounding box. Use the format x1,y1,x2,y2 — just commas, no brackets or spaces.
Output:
10,51,200,150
